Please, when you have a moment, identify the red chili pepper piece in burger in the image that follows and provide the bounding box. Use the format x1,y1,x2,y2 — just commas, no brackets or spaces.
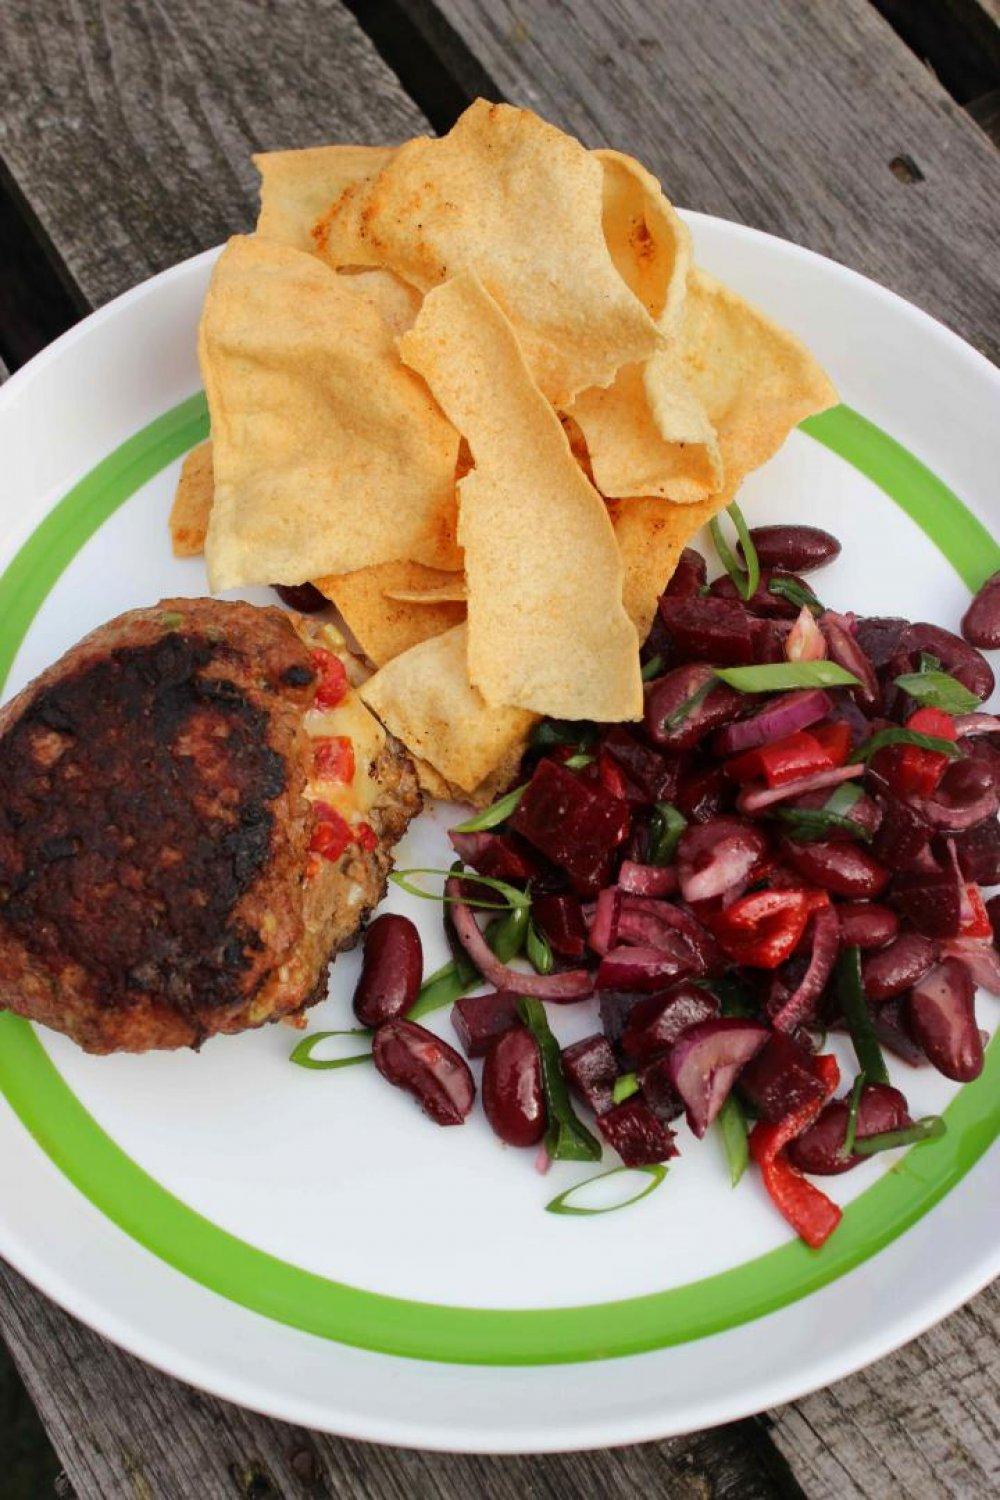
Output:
313,735,355,784
311,649,349,709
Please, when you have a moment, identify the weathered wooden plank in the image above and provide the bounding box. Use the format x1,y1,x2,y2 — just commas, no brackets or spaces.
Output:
0,0,429,309
405,0,1000,363
0,1259,795,1500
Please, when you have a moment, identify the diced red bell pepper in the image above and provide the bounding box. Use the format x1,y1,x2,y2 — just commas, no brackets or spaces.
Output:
355,821,378,852
811,720,851,767
309,801,353,862
311,649,349,709
750,1053,842,1249
886,707,957,797
313,735,355,784
960,883,992,940
706,887,829,969
726,729,839,788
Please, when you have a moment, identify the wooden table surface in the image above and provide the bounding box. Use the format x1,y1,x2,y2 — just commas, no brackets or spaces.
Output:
1,2,998,1495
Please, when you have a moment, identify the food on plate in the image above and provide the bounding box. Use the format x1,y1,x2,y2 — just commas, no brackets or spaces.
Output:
295,516,999,1248
314,561,466,668
254,143,394,253
169,439,215,557
0,599,419,1052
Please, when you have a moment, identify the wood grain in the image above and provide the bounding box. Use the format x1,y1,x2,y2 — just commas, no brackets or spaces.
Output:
405,0,1000,363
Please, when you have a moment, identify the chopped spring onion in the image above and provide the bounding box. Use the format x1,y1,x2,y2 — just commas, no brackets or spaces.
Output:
390,867,529,912
840,1072,867,1160
710,501,760,602
530,720,598,752
289,1029,372,1071
715,661,861,693
663,675,716,731
641,654,665,681
649,801,687,865
407,959,474,1021
612,1071,640,1105
893,669,979,715
159,610,185,629
823,781,863,815
518,998,602,1163
544,1164,667,1216
486,905,530,963
564,752,595,769
526,917,554,975
918,652,941,673
716,1094,750,1185
707,973,760,1018
851,726,960,764
768,576,823,615
853,1115,946,1156
773,807,872,843
836,945,890,1085
451,784,525,833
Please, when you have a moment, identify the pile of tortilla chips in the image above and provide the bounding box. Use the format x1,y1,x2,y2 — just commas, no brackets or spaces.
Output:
173,99,836,803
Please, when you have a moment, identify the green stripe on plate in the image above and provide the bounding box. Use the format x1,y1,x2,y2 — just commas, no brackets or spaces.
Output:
0,397,996,1365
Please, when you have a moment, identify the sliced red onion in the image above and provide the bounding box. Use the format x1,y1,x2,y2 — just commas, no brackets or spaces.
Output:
619,895,725,975
445,878,592,1000
943,937,1000,995
769,906,841,1032
712,689,831,757
785,606,827,663
738,762,864,813
587,887,623,956
677,818,766,903
596,943,696,991
954,713,1000,738
617,860,678,897
616,908,698,959
667,1018,770,1137
821,611,880,710
912,788,1000,832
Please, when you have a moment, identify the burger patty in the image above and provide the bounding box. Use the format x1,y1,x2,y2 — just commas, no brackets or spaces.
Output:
0,597,420,1052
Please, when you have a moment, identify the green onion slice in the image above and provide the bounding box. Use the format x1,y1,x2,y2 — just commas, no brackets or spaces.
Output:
768,576,823,615
451,784,525,833
823,781,863,815
487,905,530,964
710,502,760,602
716,1094,749,1185
840,1072,867,1160
918,652,941,672
772,807,872,843
612,1072,640,1105
649,801,687,865
564,752,595,769
544,1164,667,1216
390,867,529,912
289,1029,372,1071
530,720,598,752
526,918,554,975
892,670,979,715
836,945,890,1085
853,1115,946,1156
705,973,759,1017
641,654,665,681
715,661,861,693
407,959,473,1022
662,676,716,731
851,726,960,764
518,998,602,1163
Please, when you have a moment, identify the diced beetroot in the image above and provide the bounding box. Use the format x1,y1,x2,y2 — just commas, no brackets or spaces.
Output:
752,617,793,662
620,982,720,1062
598,990,644,1047
596,942,696,991
588,886,623,956
788,1084,911,1174
663,547,707,600
658,594,755,665
617,860,679,897
561,1034,618,1115
676,764,731,823
637,1056,685,1122
737,1032,826,1122
871,790,931,872
854,616,910,669
950,818,1000,885
597,1097,678,1165
531,893,587,959
510,758,629,894
448,829,542,883
709,569,806,619
600,726,679,804
450,991,521,1058
891,871,962,938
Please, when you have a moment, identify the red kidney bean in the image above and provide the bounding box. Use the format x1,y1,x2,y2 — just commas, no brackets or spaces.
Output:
787,1084,911,1175
820,613,879,711
862,932,938,1000
874,996,926,1065
903,622,995,702
780,837,890,897
352,914,423,1028
854,616,910,669
482,1027,545,1147
372,1019,474,1125
663,547,707,599
906,958,983,1081
710,570,807,619
644,664,744,751
272,581,327,613
837,902,899,950
741,525,841,575
961,570,1000,649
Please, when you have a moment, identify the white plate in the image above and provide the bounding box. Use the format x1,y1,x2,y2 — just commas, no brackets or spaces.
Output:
0,215,997,1452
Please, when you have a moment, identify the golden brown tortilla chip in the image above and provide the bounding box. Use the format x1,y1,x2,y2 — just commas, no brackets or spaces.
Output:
315,561,466,666
400,273,643,722
360,625,536,794
200,237,461,590
169,440,215,557
384,579,468,604
315,100,659,406
254,144,393,253
610,486,737,640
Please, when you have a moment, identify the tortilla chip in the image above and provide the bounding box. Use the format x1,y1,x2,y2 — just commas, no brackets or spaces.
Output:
610,486,736,641
385,579,468,604
314,100,659,406
254,145,393,253
360,624,536,794
414,734,529,806
169,440,215,557
597,150,691,327
200,237,461,590
316,561,466,666
341,267,421,336
400,273,642,722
